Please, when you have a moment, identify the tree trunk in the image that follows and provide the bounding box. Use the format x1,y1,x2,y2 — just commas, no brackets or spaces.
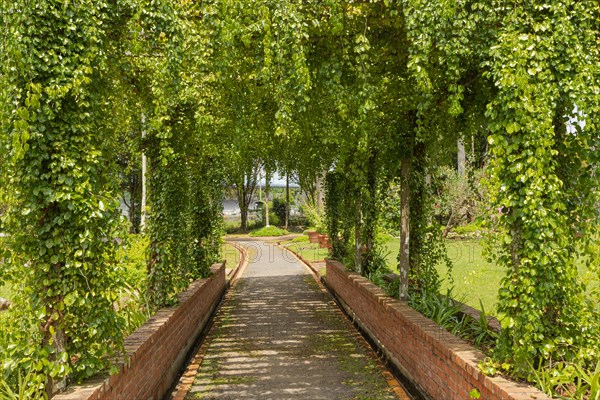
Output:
457,138,466,176
265,169,270,227
316,171,325,213
130,173,137,233
363,152,377,274
45,324,66,397
399,157,411,301
354,197,362,275
240,203,249,232
285,173,290,230
236,160,261,233
140,115,147,232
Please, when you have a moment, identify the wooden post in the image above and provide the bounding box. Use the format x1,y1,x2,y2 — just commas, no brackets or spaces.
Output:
457,138,466,176
140,114,147,231
285,173,290,230
354,197,362,275
399,157,410,301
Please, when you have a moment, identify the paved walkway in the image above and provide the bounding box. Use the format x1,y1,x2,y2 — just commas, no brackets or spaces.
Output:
171,240,407,400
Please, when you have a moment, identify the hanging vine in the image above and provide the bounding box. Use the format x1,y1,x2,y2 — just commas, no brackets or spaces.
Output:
1,0,131,391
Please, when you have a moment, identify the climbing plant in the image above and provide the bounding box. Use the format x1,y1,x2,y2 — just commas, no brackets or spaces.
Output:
483,0,600,376
0,1,598,397
143,0,226,307
0,0,132,391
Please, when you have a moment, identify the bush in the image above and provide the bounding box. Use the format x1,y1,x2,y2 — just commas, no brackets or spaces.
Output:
272,198,287,223
453,222,482,236
433,166,486,235
249,226,289,237
301,200,325,232
224,221,240,234
117,234,149,291
267,212,280,226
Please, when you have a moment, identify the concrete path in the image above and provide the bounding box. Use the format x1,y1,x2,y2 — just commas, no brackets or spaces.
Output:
172,241,406,400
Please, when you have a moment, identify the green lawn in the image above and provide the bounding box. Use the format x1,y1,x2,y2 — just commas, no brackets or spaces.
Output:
381,238,500,312
382,238,599,316
283,241,329,263
222,242,242,269
437,240,502,315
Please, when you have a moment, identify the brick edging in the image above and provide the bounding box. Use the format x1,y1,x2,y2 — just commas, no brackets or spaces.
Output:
54,264,227,400
325,260,551,400
228,242,249,287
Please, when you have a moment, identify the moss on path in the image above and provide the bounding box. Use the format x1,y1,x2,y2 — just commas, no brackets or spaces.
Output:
178,241,403,400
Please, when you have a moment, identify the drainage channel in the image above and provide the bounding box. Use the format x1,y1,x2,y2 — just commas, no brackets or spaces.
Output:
169,240,420,400
279,242,428,400
324,279,430,400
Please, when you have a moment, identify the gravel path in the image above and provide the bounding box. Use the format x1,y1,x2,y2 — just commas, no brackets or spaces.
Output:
174,240,406,400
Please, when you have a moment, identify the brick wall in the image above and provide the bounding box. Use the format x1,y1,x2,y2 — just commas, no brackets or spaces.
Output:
54,263,226,400
325,260,550,400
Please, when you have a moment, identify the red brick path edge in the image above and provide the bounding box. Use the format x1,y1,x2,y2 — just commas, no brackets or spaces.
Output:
54,263,227,400
325,260,551,400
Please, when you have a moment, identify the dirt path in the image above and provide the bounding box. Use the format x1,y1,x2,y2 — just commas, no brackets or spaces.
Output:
171,240,409,400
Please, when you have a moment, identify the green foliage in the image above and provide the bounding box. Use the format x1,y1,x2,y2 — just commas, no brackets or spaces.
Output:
0,368,47,400
291,235,309,243
301,200,326,234
408,164,453,294
0,0,598,398
408,289,465,333
116,285,152,338
224,221,242,234
271,198,288,225
259,203,280,227
1,0,131,386
142,0,226,307
325,172,348,261
453,223,482,236
117,234,149,291
483,0,600,377
525,360,600,400
249,226,288,237
432,166,485,235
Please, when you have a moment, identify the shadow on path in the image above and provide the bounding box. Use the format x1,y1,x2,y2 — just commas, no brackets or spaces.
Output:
173,242,405,400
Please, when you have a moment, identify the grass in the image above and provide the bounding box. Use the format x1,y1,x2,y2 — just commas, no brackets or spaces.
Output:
284,241,329,263
248,226,289,237
381,237,598,316
221,242,241,269
438,239,502,315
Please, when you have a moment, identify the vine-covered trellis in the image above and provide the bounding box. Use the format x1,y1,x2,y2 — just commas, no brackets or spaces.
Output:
0,0,598,397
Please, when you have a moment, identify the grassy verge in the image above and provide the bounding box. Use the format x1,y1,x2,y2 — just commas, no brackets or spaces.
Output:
382,237,598,315
284,241,328,263
221,242,241,269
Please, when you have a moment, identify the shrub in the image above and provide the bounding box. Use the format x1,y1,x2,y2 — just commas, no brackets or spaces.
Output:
453,222,482,236
267,212,280,226
117,234,149,291
300,200,325,233
224,221,240,234
272,198,287,223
